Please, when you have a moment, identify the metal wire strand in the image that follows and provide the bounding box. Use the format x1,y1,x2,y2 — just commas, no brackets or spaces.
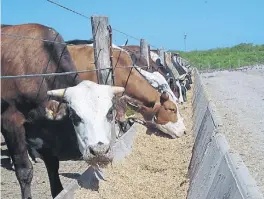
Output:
1,33,68,45
45,0,165,51
1,65,149,80
46,0,90,19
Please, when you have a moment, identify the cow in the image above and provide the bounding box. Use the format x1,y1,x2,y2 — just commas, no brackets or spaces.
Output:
65,39,93,45
180,83,187,102
66,42,187,138
135,67,186,133
171,53,188,75
148,49,186,103
120,45,160,74
1,23,125,199
136,68,182,104
120,45,172,77
186,71,193,84
185,78,191,90
171,53,193,84
120,45,183,102
178,74,188,102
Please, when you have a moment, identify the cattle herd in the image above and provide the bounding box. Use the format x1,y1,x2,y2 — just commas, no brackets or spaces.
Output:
1,23,193,199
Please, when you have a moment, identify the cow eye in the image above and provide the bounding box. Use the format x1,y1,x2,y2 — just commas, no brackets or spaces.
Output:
170,108,176,113
69,108,82,126
164,107,176,112
106,106,114,121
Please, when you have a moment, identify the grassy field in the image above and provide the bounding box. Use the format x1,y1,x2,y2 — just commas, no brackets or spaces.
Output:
170,43,264,69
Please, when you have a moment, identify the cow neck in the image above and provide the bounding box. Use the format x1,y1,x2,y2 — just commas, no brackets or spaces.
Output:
121,68,161,106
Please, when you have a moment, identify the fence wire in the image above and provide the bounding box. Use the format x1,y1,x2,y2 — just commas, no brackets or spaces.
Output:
1,1,174,80
1,65,149,80
1,32,68,45
46,0,91,20
45,0,163,51
1,2,182,198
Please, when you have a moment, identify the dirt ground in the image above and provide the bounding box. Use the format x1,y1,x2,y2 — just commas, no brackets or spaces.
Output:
1,84,194,199
201,66,264,194
1,137,88,199
74,87,194,199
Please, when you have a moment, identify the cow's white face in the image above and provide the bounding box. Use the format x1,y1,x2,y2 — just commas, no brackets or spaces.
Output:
47,81,124,166
136,68,186,138
155,103,186,138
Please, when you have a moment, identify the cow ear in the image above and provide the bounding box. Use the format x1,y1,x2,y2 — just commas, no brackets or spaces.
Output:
47,89,66,98
45,100,68,120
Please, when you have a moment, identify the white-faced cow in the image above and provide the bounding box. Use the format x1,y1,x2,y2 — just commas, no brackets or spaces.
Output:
1,24,125,199
135,68,186,137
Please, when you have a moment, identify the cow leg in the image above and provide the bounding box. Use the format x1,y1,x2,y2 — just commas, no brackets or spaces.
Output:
1,106,33,199
38,148,63,198
27,146,38,163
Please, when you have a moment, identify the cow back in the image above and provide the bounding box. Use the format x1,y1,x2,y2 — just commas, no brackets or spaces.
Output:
1,23,81,107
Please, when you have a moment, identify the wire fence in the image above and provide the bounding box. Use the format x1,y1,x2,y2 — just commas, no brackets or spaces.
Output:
0,65,150,80
1,0,172,81
1,2,192,198
1,1,188,198
45,0,160,50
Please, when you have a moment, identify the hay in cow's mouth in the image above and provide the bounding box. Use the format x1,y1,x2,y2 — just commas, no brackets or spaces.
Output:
85,157,112,168
83,150,113,168
127,117,176,138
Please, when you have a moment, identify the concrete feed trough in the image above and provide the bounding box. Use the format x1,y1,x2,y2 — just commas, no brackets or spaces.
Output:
187,68,263,199
54,68,263,199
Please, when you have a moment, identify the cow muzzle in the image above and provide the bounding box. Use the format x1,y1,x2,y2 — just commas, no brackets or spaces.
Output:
83,142,113,167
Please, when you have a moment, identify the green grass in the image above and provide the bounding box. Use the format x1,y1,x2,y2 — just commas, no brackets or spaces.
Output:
170,43,264,69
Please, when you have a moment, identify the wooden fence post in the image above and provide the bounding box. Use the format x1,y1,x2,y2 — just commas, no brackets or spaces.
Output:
165,52,172,67
140,39,150,68
158,47,165,66
148,45,153,71
91,16,117,146
91,16,112,85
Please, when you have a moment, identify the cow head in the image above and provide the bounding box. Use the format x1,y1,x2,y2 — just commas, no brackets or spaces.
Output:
186,72,193,84
174,79,184,104
128,91,186,138
47,80,125,166
152,92,186,138
180,82,187,102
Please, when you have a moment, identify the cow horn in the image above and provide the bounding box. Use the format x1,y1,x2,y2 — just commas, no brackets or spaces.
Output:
47,89,66,98
112,86,125,94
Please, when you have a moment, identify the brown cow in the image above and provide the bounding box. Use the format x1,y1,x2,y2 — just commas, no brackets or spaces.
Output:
1,24,125,199
121,45,166,75
120,45,183,102
67,43,186,138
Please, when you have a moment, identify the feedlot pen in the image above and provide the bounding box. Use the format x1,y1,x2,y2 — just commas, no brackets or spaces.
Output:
1,83,194,198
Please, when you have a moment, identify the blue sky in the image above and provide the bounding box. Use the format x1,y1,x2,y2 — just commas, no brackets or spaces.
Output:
1,0,264,51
